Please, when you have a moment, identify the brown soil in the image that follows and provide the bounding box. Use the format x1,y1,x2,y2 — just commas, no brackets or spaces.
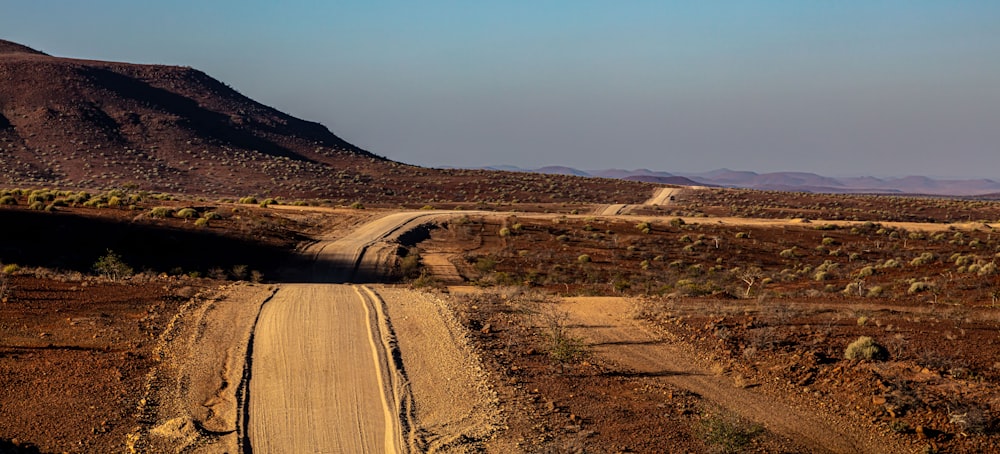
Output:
412,204,1000,453
3,184,1000,453
0,275,196,453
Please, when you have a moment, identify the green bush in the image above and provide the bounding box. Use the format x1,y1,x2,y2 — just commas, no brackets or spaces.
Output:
93,250,133,282
910,252,936,267
399,249,421,278
175,207,199,219
845,336,888,361
474,257,497,273
908,281,935,294
698,412,764,454
149,206,174,218
231,264,248,280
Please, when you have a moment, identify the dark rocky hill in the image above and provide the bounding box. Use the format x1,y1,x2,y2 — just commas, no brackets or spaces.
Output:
0,40,652,204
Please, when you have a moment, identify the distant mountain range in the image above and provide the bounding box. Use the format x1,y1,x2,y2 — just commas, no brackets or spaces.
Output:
480,166,1000,197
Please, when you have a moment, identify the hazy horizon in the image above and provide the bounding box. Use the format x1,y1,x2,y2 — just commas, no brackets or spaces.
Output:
3,2,998,179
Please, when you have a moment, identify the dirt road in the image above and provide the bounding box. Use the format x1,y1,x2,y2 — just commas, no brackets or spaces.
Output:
556,297,911,454
245,212,438,453
247,284,407,453
246,211,481,453
595,186,682,215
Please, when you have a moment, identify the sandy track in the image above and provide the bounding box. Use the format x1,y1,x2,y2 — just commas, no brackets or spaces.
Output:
594,186,682,215
246,211,482,453
247,284,407,453
556,297,911,454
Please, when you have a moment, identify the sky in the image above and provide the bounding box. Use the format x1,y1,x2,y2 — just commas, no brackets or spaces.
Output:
3,1,999,178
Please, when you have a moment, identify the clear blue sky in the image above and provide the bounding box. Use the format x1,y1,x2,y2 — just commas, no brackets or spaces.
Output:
3,1,999,178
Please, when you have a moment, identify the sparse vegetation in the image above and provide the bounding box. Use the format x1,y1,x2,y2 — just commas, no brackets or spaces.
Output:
845,336,888,361
538,305,589,372
698,411,764,454
93,250,133,282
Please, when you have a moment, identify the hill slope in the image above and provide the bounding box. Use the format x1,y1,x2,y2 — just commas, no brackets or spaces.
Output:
0,40,652,204
0,39,388,196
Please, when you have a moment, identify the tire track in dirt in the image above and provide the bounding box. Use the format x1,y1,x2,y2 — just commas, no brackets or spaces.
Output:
556,297,912,454
247,284,407,453
246,211,480,453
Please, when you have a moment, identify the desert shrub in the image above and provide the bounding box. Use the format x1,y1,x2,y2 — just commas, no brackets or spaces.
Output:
698,412,764,454
878,259,901,269
735,232,750,239
953,254,974,266
844,336,888,361
577,254,591,263
27,191,53,204
208,267,227,280
910,252,936,266
229,264,248,280
399,248,421,278
93,250,133,282
259,198,277,207
28,201,44,210
978,262,997,276
556,234,569,242
175,207,199,219
474,256,497,273
0,195,16,205
821,237,838,246
349,201,365,209
2,264,19,275
194,218,209,228
866,286,885,297
844,282,864,296
669,217,685,227
856,266,876,278
238,196,258,204
538,306,589,372
149,206,174,218
779,247,797,259
204,211,222,220
498,227,511,237
908,281,935,294
250,270,264,283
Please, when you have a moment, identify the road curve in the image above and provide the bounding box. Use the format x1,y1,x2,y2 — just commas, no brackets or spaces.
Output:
594,186,683,216
245,212,442,453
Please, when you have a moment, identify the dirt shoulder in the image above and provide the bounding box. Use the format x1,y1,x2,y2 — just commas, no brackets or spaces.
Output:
376,286,502,453
129,282,276,453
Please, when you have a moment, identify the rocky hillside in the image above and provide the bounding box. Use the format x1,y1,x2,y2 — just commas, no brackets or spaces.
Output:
0,39,390,196
0,40,653,204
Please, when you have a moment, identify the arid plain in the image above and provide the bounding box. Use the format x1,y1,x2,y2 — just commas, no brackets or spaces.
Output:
2,40,1000,453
